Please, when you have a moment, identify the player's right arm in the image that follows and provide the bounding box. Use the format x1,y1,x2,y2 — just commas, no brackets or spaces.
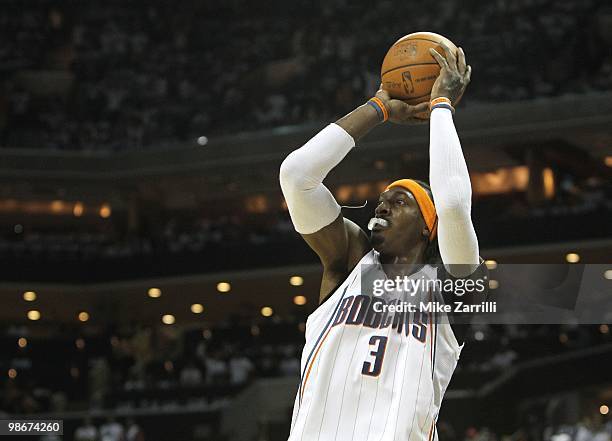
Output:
279,93,427,302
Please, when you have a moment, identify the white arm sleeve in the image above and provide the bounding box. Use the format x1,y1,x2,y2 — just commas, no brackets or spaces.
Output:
429,108,480,273
279,123,355,234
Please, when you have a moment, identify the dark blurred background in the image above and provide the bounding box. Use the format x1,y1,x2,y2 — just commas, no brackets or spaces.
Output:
0,0,611,440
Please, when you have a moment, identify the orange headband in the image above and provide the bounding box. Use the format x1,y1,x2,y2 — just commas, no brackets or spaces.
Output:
384,179,438,241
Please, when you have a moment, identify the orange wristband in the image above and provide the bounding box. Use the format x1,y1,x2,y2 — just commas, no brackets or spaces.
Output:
430,97,455,114
368,97,389,122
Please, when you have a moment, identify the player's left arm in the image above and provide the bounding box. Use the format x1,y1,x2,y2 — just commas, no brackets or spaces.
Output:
428,44,480,279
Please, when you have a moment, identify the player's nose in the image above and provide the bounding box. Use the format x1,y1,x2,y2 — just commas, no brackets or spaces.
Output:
375,201,390,217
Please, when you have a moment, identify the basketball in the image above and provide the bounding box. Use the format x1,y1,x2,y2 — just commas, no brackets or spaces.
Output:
381,32,459,108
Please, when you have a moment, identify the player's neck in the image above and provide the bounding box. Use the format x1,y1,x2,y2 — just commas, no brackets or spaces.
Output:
378,242,427,277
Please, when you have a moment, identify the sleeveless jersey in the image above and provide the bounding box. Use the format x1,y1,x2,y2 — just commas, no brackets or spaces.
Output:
288,249,463,441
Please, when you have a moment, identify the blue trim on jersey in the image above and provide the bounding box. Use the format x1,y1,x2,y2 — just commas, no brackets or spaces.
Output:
297,274,355,406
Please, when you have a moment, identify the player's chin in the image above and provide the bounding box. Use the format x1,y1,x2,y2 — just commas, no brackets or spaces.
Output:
369,231,385,250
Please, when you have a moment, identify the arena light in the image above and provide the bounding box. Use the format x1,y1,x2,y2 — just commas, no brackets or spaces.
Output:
261,306,273,317
293,295,307,306
51,200,64,213
148,288,162,298
565,253,580,263
216,282,231,293
73,202,84,217
99,204,112,219
484,260,497,270
488,280,499,289
289,276,304,286
191,303,204,314
23,291,37,301
604,270,612,280
18,338,27,348
600,405,609,415
78,311,90,322
162,314,175,325
27,310,41,321
197,136,208,146
8,369,17,379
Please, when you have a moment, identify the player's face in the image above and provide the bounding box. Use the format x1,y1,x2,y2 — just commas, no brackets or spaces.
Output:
370,188,427,255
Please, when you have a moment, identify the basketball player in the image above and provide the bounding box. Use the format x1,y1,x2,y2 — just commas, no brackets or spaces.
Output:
280,43,484,441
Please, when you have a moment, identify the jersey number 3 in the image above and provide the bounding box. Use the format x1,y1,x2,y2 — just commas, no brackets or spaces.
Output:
361,335,388,377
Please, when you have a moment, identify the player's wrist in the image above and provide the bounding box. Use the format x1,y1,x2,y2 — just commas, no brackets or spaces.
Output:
366,96,389,123
430,96,455,114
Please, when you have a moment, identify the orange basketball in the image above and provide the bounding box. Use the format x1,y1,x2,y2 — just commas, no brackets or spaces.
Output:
381,32,459,116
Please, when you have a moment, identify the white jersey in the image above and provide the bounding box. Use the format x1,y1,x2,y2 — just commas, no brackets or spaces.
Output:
288,250,463,441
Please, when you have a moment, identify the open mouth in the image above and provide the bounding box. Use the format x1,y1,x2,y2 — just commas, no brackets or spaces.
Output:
368,217,390,231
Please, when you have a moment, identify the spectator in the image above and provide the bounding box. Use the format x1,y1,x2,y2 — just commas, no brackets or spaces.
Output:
74,417,98,441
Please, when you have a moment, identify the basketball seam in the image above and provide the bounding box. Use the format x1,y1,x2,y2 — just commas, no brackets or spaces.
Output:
381,62,439,77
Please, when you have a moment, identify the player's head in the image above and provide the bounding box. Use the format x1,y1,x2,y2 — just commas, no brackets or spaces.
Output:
369,179,441,263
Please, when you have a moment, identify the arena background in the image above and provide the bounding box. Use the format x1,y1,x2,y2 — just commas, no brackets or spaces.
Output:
1,1,611,440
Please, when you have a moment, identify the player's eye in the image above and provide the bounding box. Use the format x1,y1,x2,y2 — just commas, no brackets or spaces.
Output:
395,199,406,205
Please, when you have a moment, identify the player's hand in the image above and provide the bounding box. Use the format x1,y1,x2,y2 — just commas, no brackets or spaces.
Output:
375,87,429,125
429,44,471,105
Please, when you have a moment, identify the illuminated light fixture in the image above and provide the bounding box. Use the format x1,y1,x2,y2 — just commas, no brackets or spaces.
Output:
23,291,37,301
216,282,231,293
293,295,307,306
78,311,90,322
542,167,555,199
75,338,85,349
261,306,273,317
73,202,84,217
565,253,580,263
27,310,41,321
148,288,162,298
484,260,497,270
191,303,204,314
197,136,208,146
162,314,175,325
600,324,609,334
488,280,499,290
289,276,304,286
18,338,27,348
99,204,112,219
600,405,609,416
374,160,386,170
8,369,17,379
604,270,612,280
51,200,64,213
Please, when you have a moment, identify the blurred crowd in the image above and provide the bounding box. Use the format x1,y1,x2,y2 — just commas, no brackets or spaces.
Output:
1,320,609,416
1,0,611,151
